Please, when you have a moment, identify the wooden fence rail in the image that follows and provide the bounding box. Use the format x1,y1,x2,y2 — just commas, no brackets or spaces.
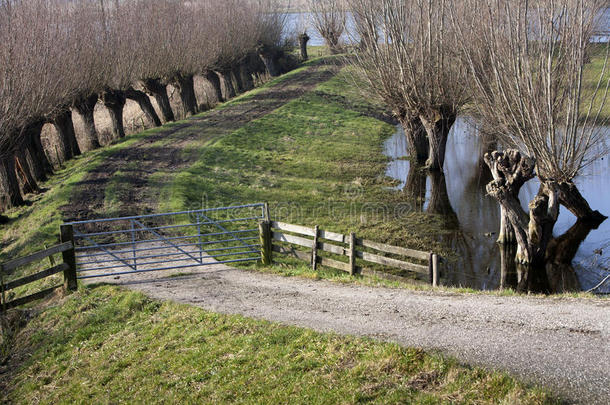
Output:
261,220,441,286
1,227,77,312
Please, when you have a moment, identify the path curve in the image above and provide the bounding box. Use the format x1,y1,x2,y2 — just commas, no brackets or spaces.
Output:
99,265,610,405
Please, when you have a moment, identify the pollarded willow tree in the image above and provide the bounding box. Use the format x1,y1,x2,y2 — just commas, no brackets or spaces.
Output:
0,0,290,213
452,0,609,266
347,0,470,170
308,0,346,54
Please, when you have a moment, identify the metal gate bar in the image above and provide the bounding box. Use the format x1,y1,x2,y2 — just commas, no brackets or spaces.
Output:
74,230,137,270
74,229,257,251
77,257,260,280
132,219,202,265
75,237,259,259
65,204,266,279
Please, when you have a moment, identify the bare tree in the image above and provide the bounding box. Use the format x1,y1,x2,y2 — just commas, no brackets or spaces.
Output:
453,0,609,266
308,0,346,54
348,0,470,170
0,0,292,211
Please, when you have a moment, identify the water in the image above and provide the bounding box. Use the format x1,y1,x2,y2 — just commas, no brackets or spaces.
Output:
284,12,358,47
285,9,609,45
384,118,610,293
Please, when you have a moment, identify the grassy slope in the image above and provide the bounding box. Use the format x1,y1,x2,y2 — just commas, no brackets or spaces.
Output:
2,56,605,302
582,43,610,122
0,57,597,403
159,67,452,278
2,285,557,404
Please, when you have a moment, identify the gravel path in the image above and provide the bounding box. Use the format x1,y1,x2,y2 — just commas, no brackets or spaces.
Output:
96,263,610,404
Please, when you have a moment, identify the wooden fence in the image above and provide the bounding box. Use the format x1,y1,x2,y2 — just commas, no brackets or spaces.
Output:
259,220,440,286
0,226,77,311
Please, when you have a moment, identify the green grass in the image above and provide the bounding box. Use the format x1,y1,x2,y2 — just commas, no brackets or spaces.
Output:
583,43,610,121
3,57,606,302
161,67,451,266
1,285,557,404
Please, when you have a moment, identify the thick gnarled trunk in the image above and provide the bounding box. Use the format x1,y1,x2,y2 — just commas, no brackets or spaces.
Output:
101,90,127,140
14,151,40,194
231,66,245,94
485,150,558,266
141,79,175,123
23,122,51,182
240,64,254,92
171,74,198,117
204,71,224,104
299,33,310,60
398,116,428,164
0,156,24,211
258,49,280,77
556,181,607,222
217,70,236,101
73,95,100,151
125,87,162,127
419,110,456,171
404,164,427,211
52,109,81,161
485,150,534,244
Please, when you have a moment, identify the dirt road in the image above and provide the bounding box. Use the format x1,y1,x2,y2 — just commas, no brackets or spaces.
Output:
96,263,610,405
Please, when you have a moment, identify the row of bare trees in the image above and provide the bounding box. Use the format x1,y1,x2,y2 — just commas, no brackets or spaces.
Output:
0,0,288,213
342,0,609,285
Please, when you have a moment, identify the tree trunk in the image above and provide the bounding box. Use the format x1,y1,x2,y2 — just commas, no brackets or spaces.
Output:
204,70,224,104
485,150,559,267
52,109,81,161
171,74,198,117
419,111,456,171
240,64,254,92
258,50,280,77
141,79,175,123
216,70,236,101
299,33,310,60
125,87,162,127
100,90,126,140
73,95,100,151
14,151,40,194
556,181,607,223
484,149,532,245
543,219,599,293
232,66,245,94
23,122,51,182
398,116,428,163
516,264,551,294
0,155,24,211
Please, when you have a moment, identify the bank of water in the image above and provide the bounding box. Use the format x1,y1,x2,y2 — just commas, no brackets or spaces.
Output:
384,118,610,293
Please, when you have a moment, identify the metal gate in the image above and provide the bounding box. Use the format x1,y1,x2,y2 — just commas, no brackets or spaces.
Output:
64,203,266,280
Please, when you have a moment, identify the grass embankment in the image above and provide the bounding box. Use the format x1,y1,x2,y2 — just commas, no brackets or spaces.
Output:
0,57,589,403
2,55,606,300
583,43,610,121
1,285,557,404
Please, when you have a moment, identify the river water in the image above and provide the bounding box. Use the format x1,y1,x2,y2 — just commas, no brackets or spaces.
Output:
384,119,610,293
285,9,610,45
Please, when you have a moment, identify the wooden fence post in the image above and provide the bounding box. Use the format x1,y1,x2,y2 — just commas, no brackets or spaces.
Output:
259,221,272,266
430,253,439,287
349,232,356,276
0,264,5,312
60,224,78,291
312,225,319,270
263,202,270,222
